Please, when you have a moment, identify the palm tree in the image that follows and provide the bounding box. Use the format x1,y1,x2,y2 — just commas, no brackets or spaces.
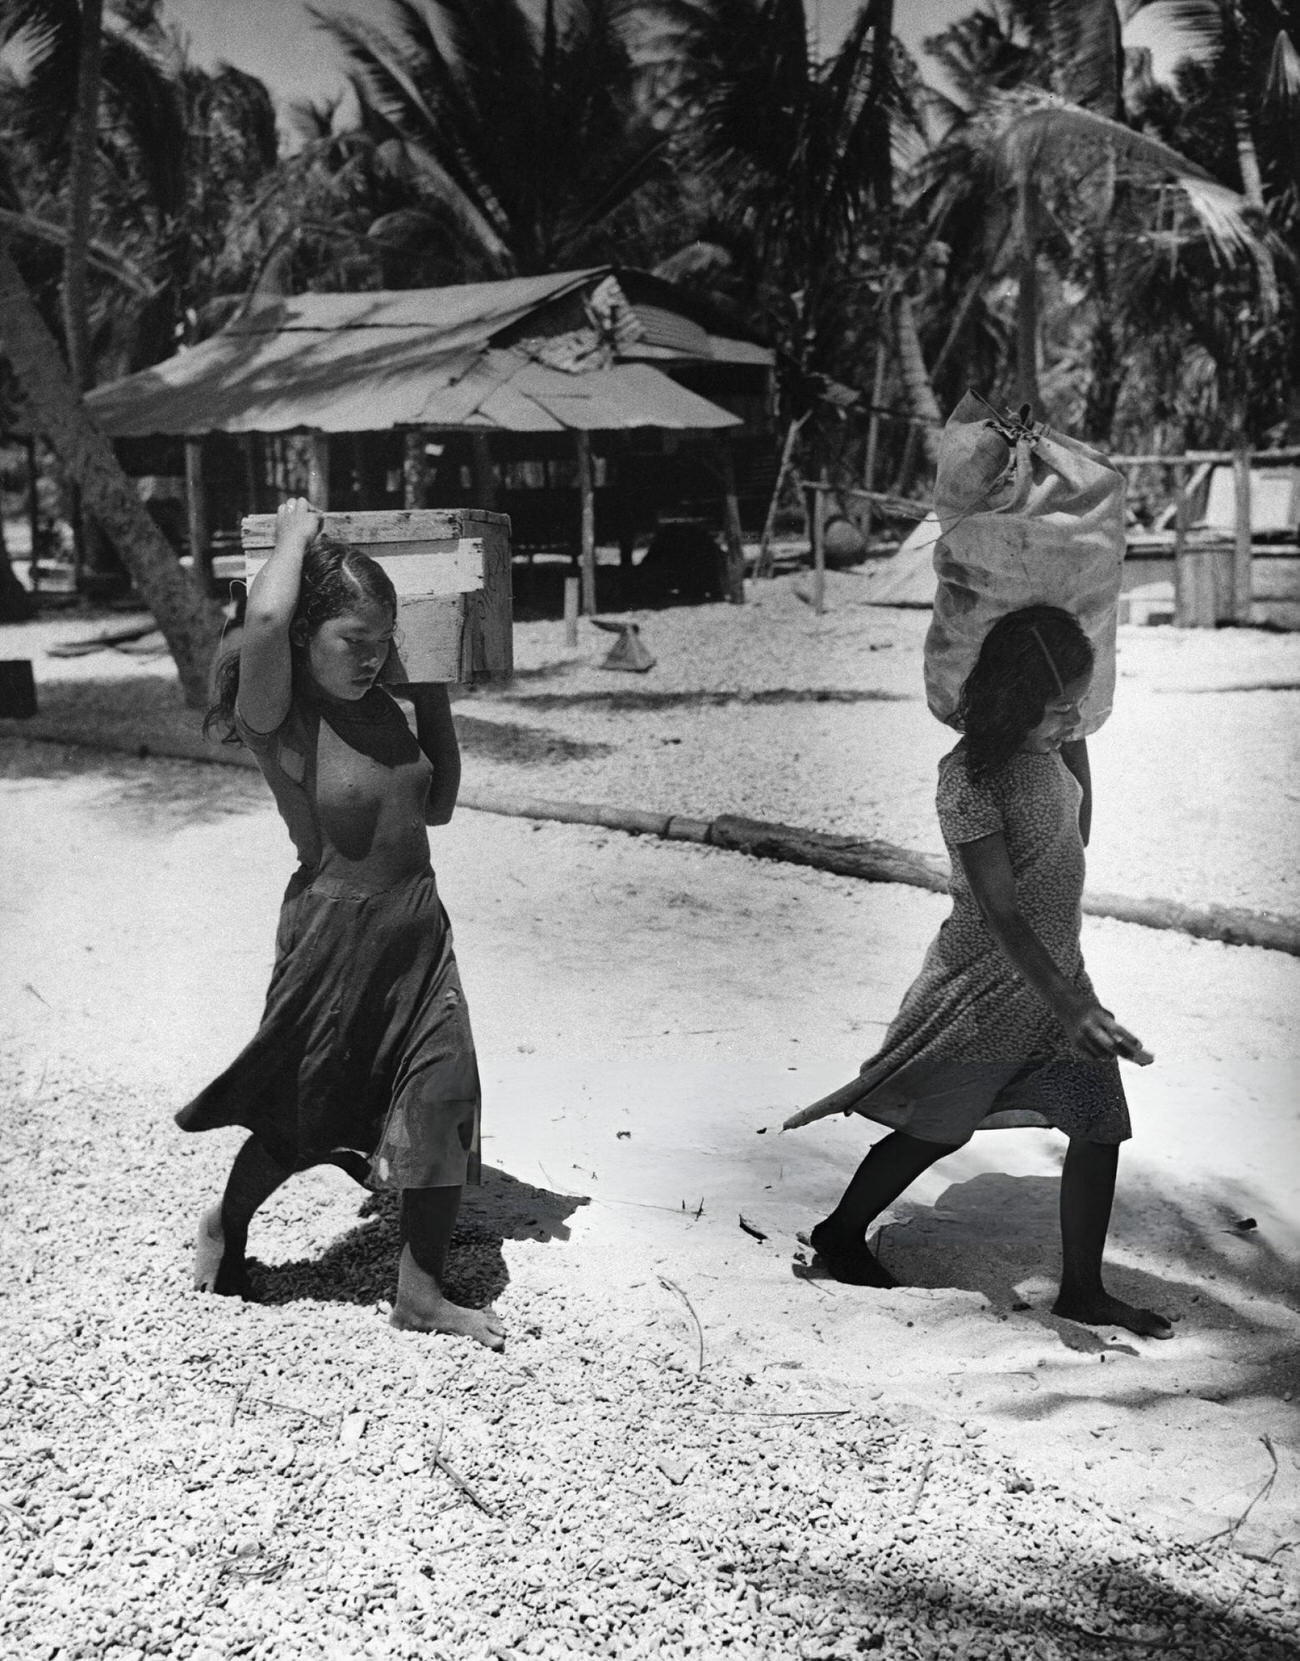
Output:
0,237,223,703
304,0,668,279
0,0,239,681
907,0,1273,446
629,0,916,528
634,0,903,376
1121,0,1299,441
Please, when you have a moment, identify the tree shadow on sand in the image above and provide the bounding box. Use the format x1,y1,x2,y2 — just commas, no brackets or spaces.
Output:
452,712,612,766
0,724,267,827
489,686,914,713
746,1546,1298,1660
251,1165,588,1311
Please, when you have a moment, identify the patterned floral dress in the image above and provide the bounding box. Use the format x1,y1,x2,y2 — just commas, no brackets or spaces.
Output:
850,741,1130,1146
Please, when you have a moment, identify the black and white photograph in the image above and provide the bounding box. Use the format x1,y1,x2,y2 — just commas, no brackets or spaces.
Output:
0,0,1297,1656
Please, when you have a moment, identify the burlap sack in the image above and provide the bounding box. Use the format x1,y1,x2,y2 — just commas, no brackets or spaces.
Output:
923,392,1125,735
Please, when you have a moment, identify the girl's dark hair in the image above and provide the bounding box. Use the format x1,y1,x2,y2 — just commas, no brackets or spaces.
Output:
956,604,1094,778
204,536,397,745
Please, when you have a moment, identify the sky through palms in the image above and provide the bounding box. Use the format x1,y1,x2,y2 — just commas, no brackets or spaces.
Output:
159,0,973,135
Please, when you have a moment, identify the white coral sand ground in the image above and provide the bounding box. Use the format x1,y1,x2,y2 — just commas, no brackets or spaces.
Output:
0,572,1297,1660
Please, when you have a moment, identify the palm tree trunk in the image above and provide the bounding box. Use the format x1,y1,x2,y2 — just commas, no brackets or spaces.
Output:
1013,249,1042,414
63,0,103,393
62,0,123,594
890,293,943,471
1233,99,1266,210
0,241,223,707
1082,244,1122,444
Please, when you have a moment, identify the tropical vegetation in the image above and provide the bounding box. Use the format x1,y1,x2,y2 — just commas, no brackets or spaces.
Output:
0,0,1296,680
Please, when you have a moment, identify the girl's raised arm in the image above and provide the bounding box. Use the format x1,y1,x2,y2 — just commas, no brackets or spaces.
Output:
237,498,320,735
958,830,1143,1062
405,684,461,825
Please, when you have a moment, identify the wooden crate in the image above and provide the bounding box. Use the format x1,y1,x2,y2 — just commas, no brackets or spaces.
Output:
240,509,512,683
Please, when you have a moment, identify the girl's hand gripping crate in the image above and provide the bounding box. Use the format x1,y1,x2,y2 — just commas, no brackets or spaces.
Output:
241,508,512,683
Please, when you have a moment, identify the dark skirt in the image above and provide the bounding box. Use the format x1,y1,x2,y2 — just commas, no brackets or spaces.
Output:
176,867,481,1190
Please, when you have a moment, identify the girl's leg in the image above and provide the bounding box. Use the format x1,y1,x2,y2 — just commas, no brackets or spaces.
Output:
390,1186,505,1351
1052,1138,1171,1338
812,1130,959,1286
195,1135,294,1299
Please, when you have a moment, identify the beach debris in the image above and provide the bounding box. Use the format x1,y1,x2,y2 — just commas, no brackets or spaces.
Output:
591,617,655,673
658,1274,705,1373
738,1215,768,1243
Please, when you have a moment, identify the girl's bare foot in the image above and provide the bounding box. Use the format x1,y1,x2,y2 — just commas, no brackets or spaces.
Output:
390,1244,506,1350
1051,1290,1172,1339
809,1221,897,1288
193,1205,257,1301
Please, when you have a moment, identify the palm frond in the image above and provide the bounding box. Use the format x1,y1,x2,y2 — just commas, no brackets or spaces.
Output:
995,92,1264,261
1129,0,1223,70
0,202,156,294
1042,0,1124,115
1266,29,1300,101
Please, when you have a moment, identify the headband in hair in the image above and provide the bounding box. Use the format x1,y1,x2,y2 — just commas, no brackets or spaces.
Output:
1028,623,1065,694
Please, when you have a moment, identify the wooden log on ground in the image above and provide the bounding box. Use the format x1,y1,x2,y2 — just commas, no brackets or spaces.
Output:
1080,889,1300,955
706,814,951,892
458,787,671,838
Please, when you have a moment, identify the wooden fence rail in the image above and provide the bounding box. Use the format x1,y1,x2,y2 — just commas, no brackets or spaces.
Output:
809,444,1298,630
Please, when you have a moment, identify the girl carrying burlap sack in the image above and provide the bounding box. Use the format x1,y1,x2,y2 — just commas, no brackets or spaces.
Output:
795,400,1170,1339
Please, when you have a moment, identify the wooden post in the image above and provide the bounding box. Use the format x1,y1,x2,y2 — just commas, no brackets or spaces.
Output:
1172,462,1193,628
811,474,827,616
403,430,432,508
719,440,746,605
184,434,211,593
576,429,596,616
470,433,497,511
756,412,808,579
862,345,886,546
1232,447,1252,624
564,575,579,648
307,431,330,509
25,436,40,591
238,434,258,516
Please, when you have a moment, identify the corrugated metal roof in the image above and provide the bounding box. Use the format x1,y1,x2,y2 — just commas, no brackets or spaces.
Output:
620,335,773,367
86,269,760,438
224,270,604,336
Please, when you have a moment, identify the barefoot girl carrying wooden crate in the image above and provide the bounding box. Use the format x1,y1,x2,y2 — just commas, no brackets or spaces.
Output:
178,498,504,1350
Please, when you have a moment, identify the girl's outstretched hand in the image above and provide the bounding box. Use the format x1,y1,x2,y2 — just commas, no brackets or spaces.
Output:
1063,999,1153,1065
274,497,322,553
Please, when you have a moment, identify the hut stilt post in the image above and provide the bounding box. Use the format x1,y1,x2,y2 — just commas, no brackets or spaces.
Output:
184,434,211,595
719,439,746,605
1232,447,1252,624
576,429,596,615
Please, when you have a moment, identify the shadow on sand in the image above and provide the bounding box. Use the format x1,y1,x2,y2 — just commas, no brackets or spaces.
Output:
750,1548,1298,1659
251,1165,589,1311
488,686,915,713
0,721,267,827
804,1161,1300,1410
452,712,613,766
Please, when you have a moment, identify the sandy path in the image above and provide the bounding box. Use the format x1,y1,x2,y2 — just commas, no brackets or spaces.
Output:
1,585,1298,1657
1,746,1296,1556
